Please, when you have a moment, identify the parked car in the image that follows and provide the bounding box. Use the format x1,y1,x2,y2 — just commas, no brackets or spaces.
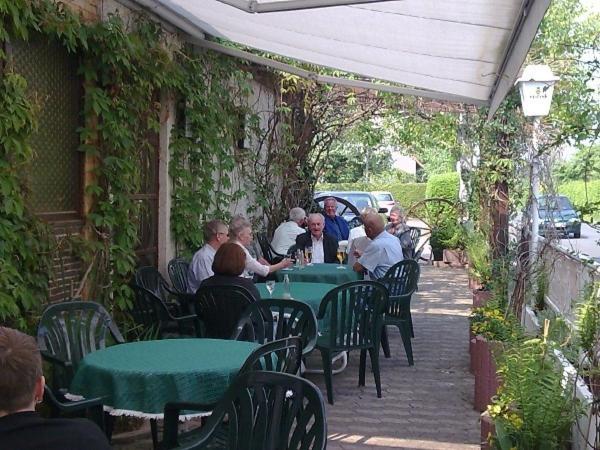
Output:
371,191,396,216
313,191,388,227
538,195,581,239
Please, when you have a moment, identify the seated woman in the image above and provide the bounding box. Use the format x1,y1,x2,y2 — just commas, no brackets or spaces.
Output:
386,205,413,259
0,327,111,450
200,242,262,302
228,215,292,279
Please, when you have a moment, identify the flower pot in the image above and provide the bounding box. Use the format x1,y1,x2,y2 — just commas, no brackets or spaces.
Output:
474,336,500,412
443,248,466,267
473,289,492,308
480,411,495,450
432,248,444,261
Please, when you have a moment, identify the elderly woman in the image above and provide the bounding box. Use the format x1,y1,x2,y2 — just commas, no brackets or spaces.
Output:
229,215,292,279
386,205,413,257
200,242,261,302
0,327,111,449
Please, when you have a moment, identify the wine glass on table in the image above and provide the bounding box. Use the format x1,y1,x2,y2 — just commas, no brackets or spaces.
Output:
336,249,345,269
265,280,276,298
305,246,312,265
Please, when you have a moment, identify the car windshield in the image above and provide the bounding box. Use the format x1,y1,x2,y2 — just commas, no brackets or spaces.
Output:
539,196,574,211
337,194,375,213
375,193,393,202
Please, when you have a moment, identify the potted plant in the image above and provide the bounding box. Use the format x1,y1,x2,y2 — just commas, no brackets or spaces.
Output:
465,229,493,306
487,337,582,449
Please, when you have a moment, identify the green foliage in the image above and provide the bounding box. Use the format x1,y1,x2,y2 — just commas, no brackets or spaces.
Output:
0,71,53,328
316,182,427,210
168,47,250,256
555,145,600,184
470,301,521,343
489,338,581,450
465,229,492,287
575,282,600,362
424,172,464,249
558,179,600,223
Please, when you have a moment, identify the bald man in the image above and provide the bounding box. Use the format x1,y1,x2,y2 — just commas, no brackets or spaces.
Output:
353,212,403,279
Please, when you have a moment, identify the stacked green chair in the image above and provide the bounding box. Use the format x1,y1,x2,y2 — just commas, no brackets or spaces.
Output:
315,280,388,404
232,299,318,355
379,259,420,364
37,300,125,434
129,284,198,339
161,371,326,450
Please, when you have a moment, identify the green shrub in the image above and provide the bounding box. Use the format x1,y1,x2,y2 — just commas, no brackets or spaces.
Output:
465,229,492,287
315,182,427,210
558,179,600,223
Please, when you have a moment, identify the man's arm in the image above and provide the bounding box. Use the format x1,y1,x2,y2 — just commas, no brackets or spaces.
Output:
352,261,365,273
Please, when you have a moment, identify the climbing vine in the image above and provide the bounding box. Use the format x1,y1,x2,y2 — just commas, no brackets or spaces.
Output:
0,0,268,324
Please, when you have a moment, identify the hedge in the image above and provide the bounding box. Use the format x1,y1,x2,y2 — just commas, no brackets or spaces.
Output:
424,172,460,221
558,180,600,223
316,182,427,209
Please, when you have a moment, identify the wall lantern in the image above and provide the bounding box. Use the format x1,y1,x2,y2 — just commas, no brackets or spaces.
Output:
515,64,559,117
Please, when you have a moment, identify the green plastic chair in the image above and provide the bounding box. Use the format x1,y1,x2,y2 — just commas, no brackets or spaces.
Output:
238,337,303,375
380,260,420,363
315,280,388,404
162,371,326,450
37,300,125,434
232,299,318,355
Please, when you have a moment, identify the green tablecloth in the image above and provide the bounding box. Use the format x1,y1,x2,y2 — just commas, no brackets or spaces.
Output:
274,263,360,285
257,282,336,314
70,339,259,417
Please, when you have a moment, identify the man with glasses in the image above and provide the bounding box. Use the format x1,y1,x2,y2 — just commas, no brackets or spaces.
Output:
188,219,229,293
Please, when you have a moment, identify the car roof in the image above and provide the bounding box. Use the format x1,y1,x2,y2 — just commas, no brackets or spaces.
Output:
371,191,392,195
315,191,374,196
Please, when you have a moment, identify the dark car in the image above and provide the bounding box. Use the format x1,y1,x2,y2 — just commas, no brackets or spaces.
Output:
538,195,581,239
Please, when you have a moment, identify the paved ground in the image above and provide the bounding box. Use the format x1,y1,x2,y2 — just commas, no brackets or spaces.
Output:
112,265,480,449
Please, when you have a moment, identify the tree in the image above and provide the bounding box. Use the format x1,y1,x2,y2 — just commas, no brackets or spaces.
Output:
555,144,600,183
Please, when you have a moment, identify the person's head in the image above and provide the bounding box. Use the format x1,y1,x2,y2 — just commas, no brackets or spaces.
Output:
363,212,385,240
203,220,229,248
289,207,306,227
360,207,378,220
307,213,325,239
0,327,44,416
389,206,406,226
212,242,246,276
323,197,338,219
229,215,253,247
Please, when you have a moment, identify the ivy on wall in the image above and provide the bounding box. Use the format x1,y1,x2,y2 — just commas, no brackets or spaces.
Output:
0,0,257,325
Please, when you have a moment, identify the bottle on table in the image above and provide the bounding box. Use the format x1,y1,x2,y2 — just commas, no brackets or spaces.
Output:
283,274,291,298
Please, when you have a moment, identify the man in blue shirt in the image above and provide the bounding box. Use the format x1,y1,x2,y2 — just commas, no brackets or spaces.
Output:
352,212,403,279
323,197,350,241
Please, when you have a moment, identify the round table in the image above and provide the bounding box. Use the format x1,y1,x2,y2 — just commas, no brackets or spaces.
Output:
257,281,336,313
69,339,259,417
274,263,361,285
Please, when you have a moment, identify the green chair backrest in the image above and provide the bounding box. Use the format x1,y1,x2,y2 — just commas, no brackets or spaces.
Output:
163,371,326,450
317,280,388,351
233,299,318,355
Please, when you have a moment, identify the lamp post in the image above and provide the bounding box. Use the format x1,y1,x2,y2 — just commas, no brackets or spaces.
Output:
514,65,559,261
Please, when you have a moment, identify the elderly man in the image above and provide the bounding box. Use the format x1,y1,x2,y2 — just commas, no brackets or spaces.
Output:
295,213,338,263
187,219,229,293
323,197,350,241
353,212,403,279
271,207,306,255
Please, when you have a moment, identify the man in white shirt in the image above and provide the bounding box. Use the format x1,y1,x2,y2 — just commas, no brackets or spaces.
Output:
353,212,403,279
187,220,229,293
295,213,338,263
271,207,306,255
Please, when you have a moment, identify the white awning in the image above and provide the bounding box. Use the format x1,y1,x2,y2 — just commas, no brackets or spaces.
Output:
133,0,551,115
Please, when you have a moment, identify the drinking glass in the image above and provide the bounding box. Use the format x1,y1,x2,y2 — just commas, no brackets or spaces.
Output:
305,246,312,265
336,250,345,269
265,280,276,297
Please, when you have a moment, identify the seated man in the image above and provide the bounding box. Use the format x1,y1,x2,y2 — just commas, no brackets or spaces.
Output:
353,212,403,279
187,219,229,293
295,213,338,263
323,197,349,241
0,327,111,450
271,207,306,255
